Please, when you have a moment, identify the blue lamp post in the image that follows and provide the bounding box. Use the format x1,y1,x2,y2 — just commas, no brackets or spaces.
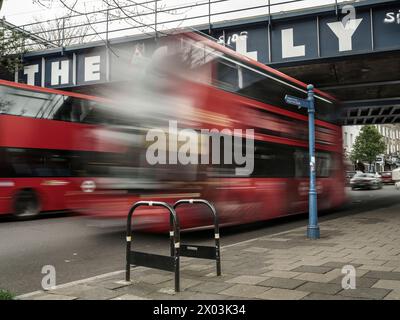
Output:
285,84,320,239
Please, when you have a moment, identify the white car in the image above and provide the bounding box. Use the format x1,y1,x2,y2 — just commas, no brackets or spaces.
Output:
392,168,400,189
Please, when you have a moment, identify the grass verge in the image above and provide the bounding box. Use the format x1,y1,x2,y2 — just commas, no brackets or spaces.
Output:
0,289,15,300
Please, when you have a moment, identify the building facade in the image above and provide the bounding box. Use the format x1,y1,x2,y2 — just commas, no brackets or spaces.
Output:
343,124,400,155
343,124,400,172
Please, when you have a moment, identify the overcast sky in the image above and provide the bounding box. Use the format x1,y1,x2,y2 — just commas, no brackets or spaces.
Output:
1,0,75,24
0,0,358,44
1,0,357,25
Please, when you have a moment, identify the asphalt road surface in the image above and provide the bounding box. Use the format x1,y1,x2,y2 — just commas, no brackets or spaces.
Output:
1,185,400,295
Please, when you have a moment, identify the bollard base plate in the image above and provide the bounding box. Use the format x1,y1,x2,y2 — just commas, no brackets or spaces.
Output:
307,225,320,239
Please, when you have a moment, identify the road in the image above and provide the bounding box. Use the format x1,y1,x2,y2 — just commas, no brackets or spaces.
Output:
1,185,400,295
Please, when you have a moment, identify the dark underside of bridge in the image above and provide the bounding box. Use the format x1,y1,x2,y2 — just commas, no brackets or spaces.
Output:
277,50,400,126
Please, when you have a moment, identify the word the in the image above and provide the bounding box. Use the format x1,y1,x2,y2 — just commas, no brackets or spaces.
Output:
24,56,100,87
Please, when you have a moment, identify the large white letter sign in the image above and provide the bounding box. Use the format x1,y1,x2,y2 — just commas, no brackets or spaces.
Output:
23,64,39,85
51,60,69,85
327,18,363,52
84,56,101,82
281,28,306,59
235,33,258,60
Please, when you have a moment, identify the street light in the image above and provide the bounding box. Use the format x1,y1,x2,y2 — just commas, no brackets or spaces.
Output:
285,84,320,239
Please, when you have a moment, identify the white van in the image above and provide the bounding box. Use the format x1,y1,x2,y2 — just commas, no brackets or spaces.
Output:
392,168,400,189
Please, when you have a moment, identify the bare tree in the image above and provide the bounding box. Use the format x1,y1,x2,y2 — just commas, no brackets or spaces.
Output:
0,21,26,73
30,16,95,48
33,0,197,40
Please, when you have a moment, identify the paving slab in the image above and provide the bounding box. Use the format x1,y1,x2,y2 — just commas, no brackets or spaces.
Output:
321,261,361,269
187,281,235,294
226,275,269,285
218,284,269,299
364,271,400,280
112,294,149,300
113,282,159,296
160,278,202,291
383,290,400,300
291,265,333,274
181,264,214,271
294,271,338,283
96,280,134,290
258,277,306,290
372,280,400,290
256,288,309,300
139,273,174,285
242,247,269,253
51,284,120,300
261,270,301,279
302,293,363,300
329,276,379,288
338,287,391,300
296,282,343,295
359,265,395,272
33,294,77,300
181,293,227,300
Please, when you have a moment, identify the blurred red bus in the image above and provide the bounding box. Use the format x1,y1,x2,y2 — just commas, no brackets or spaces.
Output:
67,33,346,231
0,79,124,218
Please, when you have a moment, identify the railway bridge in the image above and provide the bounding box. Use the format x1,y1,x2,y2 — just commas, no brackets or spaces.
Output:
15,0,400,125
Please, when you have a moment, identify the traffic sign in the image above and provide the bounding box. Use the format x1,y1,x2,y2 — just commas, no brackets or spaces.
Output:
284,85,320,240
284,94,309,109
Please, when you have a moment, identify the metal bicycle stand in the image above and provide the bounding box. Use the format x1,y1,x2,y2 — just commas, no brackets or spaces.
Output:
125,201,181,292
173,199,222,276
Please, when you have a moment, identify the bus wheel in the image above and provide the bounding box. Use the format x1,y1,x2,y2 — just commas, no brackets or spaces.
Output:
13,190,41,219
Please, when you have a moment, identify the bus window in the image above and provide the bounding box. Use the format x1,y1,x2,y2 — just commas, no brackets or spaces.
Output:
51,97,100,123
0,85,60,118
213,59,239,92
316,153,332,177
48,152,72,177
252,141,294,178
0,148,15,177
294,149,332,178
209,56,340,125
6,148,54,177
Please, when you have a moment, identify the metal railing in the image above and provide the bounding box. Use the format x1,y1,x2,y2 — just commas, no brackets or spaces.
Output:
126,201,181,291
1,0,368,52
125,199,222,292
173,199,222,277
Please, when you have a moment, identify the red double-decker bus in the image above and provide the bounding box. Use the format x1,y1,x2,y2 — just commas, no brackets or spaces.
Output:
66,32,346,231
0,79,124,218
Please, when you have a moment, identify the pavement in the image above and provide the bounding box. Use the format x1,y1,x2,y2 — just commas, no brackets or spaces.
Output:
2,185,400,295
16,199,400,300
